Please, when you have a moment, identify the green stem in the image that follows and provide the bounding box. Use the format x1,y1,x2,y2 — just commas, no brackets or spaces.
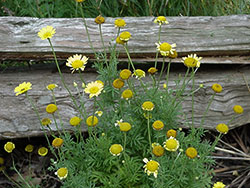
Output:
147,111,152,153
123,132,127,154
154,25,162,68
2,170,22,188
48,39,84,119
99,24,108,66
123,44,136,72
11,155,32,188
78,70,86,85
79,4,97,57
154,56,166,94
52,114,62,136
165,59,172,91
191,68,195,128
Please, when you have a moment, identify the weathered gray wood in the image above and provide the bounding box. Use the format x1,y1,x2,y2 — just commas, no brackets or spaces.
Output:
0,15,250,63
0,66,249,139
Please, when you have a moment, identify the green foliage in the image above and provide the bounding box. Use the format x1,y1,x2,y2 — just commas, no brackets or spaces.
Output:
1,0,250,17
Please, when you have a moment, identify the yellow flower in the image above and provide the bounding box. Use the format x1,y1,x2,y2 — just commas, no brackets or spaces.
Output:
95,111,103,117
66,54,88,73
163,83,167,89
116,36,125,45
142,101,154,111
56,167,68,180
14,82,32,96
109,144,123,156
95,15,105,24
76,0,85,2
113,78,124,89
69,116,81,126
52,138,64,148
168,50,178,59
143,158,160,178
25,144,34,153
185,147,198,159
156,42,176,56
182,54,202,68
120,69,132,80
38,147,48,156
152,120,164,130
119,31,131,42
4,142,15,153
133,69,145,79
212,83,223,93
233,105,244,114
0,157,4,165
166,129,177,138
114,18,126,27
164,137,179,151
154,16,168,25
213,182,225,188
46,84,58,91
0,166,6,172
148,67,158,75
152,145,165,157
38,26,56,40
119,122,132,132
84,81,104,98
121,89,133,100
86,116,98,127
41,118,52,126
46,104,58,114
216,123,228,134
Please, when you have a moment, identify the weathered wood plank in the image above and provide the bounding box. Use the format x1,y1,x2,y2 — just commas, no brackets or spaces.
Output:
0,15,250,62
0,65,249,139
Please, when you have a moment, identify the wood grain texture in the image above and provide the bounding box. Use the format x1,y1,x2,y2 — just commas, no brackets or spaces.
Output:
0,15,250,62
0,65,249,139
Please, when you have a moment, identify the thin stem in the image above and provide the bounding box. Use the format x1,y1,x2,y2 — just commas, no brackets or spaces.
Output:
78,70,86,85
2,170,22,188
123,132,127,154
99,24,107,64
147,111,152,153
123,44,136,72
165,59,172,91
79,4,97,57
191,68,195,128
48,39,84,118
154,25,162,68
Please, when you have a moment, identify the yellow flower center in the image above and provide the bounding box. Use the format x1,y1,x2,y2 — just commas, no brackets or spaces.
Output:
213,182,226,188
47,84,57,90
146,161,159,172
4,142,15,153
57,168,68,179
157,16,166,22
184,57,197,67
70,116,81,126
115,19,126,27
41,118,52,126
152,145,165,157
122,89,133,99
212,83,223,93
72,60,84,69
86,116,98,127
148,67,158,75
120,69,131,80
152,120,164,130
25,144,34,153
233,105,243,114
119,122,132,132
164,138,179,151
168,50,178,59
95,15,105,24
134,69,145,78
185,147,198,159
110,144,123,156
166,129,177,138
44,32,52,39
38,147,48,156
113,78,124,89
160,43,172,52
46,104,58,114
89,86,100,94
216,123,228,134
142,101,154,111
119,31,131,41
52,138,64,148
